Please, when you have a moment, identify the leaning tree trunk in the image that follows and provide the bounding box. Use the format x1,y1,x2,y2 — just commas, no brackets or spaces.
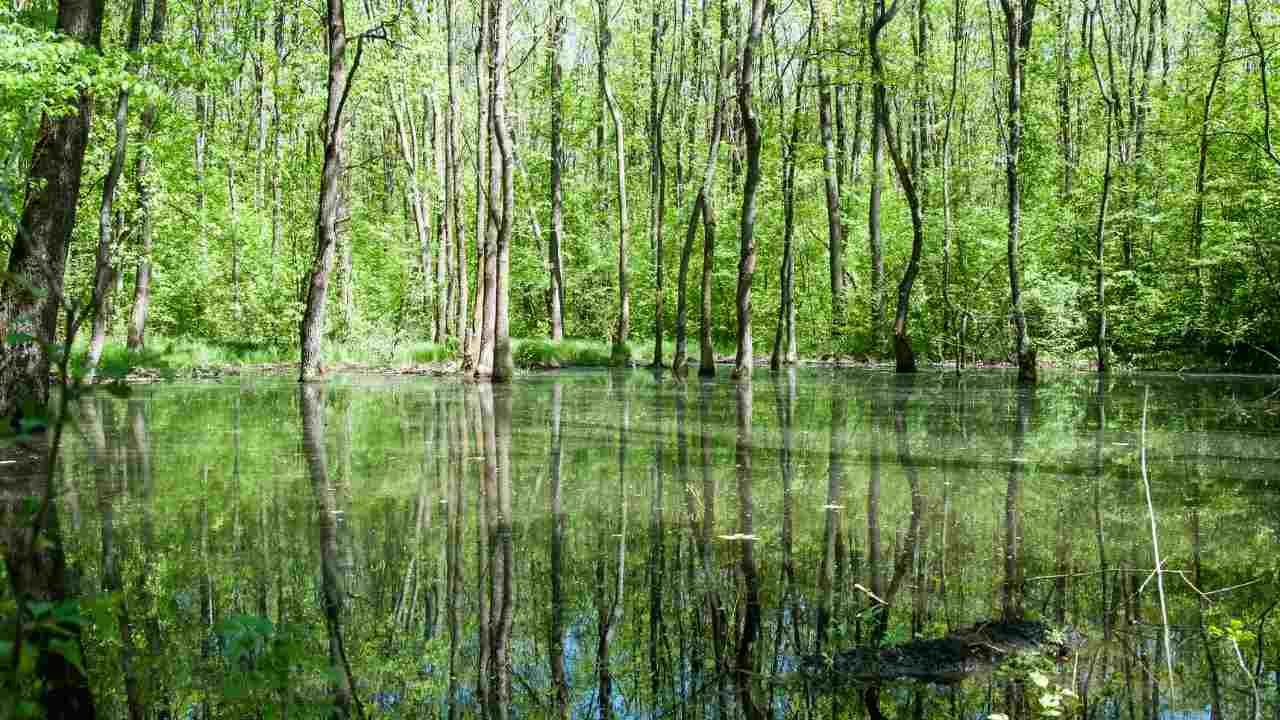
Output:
870,0,925,372
673,0,729,378
127,0,168,352
300,0,365,381
85,0,145,381
731,0,772,379
598,0,632,367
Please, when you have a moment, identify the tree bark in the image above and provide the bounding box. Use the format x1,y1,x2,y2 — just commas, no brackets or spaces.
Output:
126,0,167,352
300,0,366,381
487,0,515,381
870,0,926,373
85,0,145,381
1191,0,1230,306
772,26,809,370
999,0,1039,383
547,0,567,342
0,0,105,421
598,0,632,366
815,0,847,348
732,0,772,379
649,3,671,368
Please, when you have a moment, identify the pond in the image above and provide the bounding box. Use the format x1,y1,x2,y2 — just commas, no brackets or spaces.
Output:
6,369,1280,719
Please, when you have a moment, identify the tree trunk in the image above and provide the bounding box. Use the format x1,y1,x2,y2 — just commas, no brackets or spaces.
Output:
85,0,145,381
674,0,728,377
0,0,104,421
871,0,925,373
127,0,167,352
999,0,1038,383
547,1,567,342
488,0,515,381
1085,6,1115,374
445,0,468,344
867,57,886,354
466,0,489,372
598,0,631,367
649,4,671,368
1191,0,1230,309
772,38,808,370
732,0,772,379
699,0,731,378
300,0,362,380
817,35,846,348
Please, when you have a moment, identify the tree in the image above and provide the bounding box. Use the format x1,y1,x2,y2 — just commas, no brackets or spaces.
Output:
84,0,145,381
546,0,567,343
0,0,106,422
598,0,632,367
126,0,169,352
997,0,1039,383
870,0,926,372
731,0,773,379
299,0,381,381
673,0,729,378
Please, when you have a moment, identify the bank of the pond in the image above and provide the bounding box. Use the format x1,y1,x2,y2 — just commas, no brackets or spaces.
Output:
70,334,1280,385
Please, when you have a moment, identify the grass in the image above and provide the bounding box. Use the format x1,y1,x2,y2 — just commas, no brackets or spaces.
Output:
72,333,690,380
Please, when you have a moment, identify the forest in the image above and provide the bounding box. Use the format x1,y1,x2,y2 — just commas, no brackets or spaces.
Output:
3,0,1280,404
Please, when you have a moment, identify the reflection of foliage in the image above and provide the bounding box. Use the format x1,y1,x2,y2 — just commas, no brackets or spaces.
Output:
11,371,1276,718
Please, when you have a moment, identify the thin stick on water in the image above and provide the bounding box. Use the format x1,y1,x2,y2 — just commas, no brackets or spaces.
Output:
1141,386,1176,703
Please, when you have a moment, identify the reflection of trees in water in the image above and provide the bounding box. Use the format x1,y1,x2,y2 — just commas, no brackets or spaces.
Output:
26,373,1280,719
301,383,361,718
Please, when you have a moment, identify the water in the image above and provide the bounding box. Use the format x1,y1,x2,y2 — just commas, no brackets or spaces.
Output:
12,369,1280,718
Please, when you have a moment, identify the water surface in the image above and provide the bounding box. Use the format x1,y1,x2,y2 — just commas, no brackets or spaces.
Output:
27,370,1280,718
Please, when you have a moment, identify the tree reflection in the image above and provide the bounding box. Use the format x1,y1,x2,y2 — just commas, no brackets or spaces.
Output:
300,383,361,718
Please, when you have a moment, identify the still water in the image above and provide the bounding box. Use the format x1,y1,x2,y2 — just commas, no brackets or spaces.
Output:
22,370,1280,718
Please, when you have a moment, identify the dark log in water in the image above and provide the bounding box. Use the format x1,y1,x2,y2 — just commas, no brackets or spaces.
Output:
797,621,1073,685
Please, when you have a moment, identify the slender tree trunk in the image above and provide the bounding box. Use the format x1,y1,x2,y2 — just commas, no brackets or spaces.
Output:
1191,0,1230,307
868,56,887,354
547,0,567,342
1086,5,1115,373
598,0,632,366
772,33,809,370
816,6,847,348
489,0,515,381
699,0,731,378
732,0,772,379
999,0,1039,383
84,0,145,381
466,0,489,371
871,0,925,372
300,0,365,380
445,0,468,344
126,0,166,352
650,4,671,368
433,104,449,343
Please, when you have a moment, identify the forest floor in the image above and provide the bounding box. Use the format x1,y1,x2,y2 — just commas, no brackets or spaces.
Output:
75,336,1280,384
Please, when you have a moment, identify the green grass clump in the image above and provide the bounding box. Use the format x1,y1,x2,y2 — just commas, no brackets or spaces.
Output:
511,338,629,368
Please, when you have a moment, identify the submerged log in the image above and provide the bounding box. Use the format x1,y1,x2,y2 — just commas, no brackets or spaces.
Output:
798,621,1073,685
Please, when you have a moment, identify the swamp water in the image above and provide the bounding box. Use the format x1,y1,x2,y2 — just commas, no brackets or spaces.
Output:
7,369,1280,718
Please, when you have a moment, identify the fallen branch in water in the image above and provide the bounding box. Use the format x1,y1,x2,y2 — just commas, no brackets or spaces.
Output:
793,621,1077,686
